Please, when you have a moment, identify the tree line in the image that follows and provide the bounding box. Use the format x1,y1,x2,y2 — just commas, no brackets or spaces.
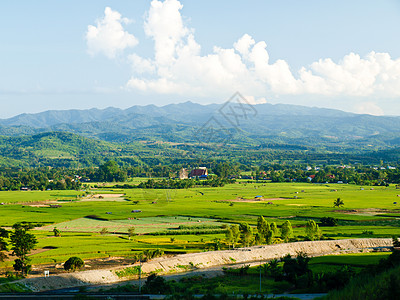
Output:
1,160,400,191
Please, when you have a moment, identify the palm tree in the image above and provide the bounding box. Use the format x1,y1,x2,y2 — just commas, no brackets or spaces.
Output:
333,197,344,208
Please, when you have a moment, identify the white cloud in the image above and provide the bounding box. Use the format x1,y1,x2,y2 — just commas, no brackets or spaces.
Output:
354,101,384,116
86,7,138,59
243,96,267,105
128,54,155,74
88,1,400,107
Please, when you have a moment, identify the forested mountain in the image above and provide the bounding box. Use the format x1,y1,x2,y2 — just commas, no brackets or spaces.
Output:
0,102,400,167
1,102,399,147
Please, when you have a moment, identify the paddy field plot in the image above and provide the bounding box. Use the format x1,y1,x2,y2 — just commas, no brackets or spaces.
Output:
1,181,400,267
38,216,224,234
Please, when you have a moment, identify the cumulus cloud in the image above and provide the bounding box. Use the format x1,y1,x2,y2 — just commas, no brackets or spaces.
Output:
86,7,138,59
88,1,400,105
355,101,384,116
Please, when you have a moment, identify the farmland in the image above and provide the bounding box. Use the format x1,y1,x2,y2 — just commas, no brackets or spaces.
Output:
0,180,399,271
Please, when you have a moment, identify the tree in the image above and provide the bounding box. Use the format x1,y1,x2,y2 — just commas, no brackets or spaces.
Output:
96,161,127,182
239,223,253,247
64,257,85,271
254,233,262,245
257,216,267,243
281,220,293,242
257,216,274,244
100,227,108,235
230,224,240,248
127,227,135,240
225,227,233,249
266,259,282,280
282,252,311,285
271,222,279,236
53,227,61,237
392,236,400,248
0,228,9,262
320,217,338,227
10,223,38,275
142,274,171,294
305,220,321,241
333,197,344,208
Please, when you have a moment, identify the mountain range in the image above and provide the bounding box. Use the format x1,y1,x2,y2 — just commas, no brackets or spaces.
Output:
1,101,400,149
0,101,400,167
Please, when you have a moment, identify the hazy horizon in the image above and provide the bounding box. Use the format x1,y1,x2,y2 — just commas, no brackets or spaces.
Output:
2,99,400,120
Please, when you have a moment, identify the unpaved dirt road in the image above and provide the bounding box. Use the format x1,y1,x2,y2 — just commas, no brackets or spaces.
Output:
9,238,392,292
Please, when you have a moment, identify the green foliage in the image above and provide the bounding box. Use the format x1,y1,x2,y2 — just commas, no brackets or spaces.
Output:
305,220,322,241
392,236,400,248
271,222,279,236
142,274,172,294
239,223,253,247
281,220,293,242
115,265,141,278
144,248,164,260
64,256,85,271
324,262,400,299
94,161,127,182
10,223,37,275
282,252,311,287
227,224,240,248
334,197,344,208
0,228,9,262
225,227,233,248
320,217,339,227
100,228,108,235
53,227,61,237
127,227,135,240
256,216,267,244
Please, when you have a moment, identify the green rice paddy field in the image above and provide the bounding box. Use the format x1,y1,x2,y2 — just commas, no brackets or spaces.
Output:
0,181,400,268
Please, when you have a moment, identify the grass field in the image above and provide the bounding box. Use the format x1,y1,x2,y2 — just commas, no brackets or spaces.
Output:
38,216,224,234
309,252,391,273
0,181,400,268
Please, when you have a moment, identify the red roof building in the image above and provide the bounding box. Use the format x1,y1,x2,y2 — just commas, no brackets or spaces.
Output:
190,167,208,177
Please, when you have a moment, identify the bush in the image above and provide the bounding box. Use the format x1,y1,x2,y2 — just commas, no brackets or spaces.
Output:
142,274,172,294
64,257,84,271
320,217,338,227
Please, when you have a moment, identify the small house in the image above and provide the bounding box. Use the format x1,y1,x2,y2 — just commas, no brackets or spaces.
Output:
190,167,208,178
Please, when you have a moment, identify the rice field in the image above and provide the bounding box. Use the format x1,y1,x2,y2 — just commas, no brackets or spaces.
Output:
0,181,400,267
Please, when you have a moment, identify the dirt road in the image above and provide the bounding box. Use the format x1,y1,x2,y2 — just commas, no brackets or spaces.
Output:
11,238,392,292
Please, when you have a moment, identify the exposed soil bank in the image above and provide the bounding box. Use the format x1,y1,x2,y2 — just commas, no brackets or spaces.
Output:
14,238,392,292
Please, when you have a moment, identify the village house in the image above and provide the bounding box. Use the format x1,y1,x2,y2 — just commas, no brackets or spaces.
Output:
190,167,208,178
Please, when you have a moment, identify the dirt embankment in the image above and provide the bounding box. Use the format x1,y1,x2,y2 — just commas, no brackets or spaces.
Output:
16,238,392,292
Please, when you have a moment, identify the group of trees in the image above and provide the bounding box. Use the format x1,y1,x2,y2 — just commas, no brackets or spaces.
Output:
225,218,296,248
224,217,324,248
0,223,38,275
0,167,81,191
265,164,400,185
0,223,87,275
1,159,399,190
134,177,234,189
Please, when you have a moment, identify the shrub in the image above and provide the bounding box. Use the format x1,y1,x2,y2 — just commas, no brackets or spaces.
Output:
320,217,338,227
53,227,61,237
100,228,108,235
64,257,85,271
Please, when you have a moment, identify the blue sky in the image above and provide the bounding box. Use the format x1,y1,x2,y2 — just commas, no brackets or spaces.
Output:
0,0,399,118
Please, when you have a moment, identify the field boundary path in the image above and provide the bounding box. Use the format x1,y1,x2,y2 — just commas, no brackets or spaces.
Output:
10,238,392,292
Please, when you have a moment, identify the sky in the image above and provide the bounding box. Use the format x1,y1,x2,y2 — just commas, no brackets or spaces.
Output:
0,0,400,118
